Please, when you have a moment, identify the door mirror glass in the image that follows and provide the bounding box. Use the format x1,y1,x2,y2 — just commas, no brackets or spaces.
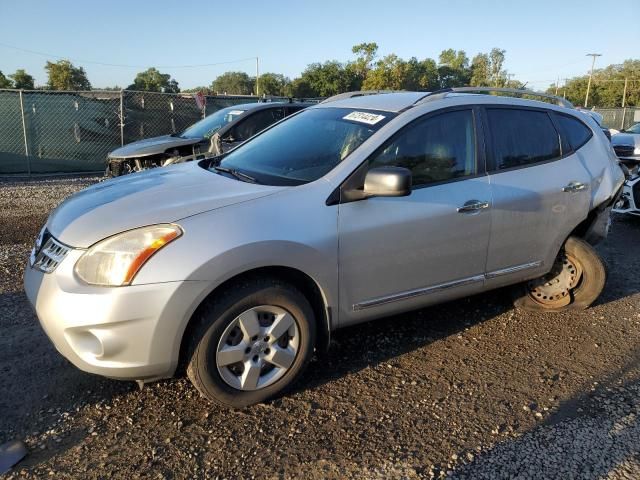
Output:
364,167,412,197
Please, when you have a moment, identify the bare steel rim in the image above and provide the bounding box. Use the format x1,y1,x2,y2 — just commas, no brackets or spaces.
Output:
216,305,300,391
526,251,584,308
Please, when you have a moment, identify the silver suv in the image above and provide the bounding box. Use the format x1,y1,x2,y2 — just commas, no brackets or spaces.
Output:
24,88,624,408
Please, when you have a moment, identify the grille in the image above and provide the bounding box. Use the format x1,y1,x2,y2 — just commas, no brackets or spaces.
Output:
614,145,635,157
634,181,640,210
30,232,70,273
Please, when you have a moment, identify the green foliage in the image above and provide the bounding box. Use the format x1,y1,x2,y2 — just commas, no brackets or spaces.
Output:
211,71,254,95
258,73,290,96
0,70,13,88
9,69,35,89
45,60,91,90
290,61,358,97
129,68,179,93
350,42,379,88
182,86,212,94
547,60,640,107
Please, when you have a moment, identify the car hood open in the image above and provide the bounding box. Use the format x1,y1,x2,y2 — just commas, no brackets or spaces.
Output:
108,135,202,159
48,162,284,247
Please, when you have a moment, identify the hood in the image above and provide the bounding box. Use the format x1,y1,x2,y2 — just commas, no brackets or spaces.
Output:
48,162,284,247
611,133,640,147
108,135,202,159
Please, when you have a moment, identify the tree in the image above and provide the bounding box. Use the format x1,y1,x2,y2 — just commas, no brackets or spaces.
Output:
546,60,640,108
129,68,179,93
211,71,254,95
349,42,378,89
292,61,357,97
9,69,35,89
437,49,470,88
258,73,290,96
0,71,12,88
182,86,212,94
45,60,91,90
488,48,506,87
470,53,490,86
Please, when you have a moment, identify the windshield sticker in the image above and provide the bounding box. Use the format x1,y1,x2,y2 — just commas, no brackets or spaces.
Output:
229,110,245,116
343,111,386,125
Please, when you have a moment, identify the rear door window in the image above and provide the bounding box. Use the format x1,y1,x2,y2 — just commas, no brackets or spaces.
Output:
487,108,560,170
554,113,593,152
232,107,285,142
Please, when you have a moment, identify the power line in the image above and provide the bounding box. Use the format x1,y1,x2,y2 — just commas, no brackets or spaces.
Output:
0,41,257,69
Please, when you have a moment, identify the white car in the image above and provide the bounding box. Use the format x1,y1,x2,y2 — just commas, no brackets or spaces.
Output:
611,123,640,216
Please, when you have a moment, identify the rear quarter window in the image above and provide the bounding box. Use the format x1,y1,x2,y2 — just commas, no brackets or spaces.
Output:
554,113,593,152
487,108,560,170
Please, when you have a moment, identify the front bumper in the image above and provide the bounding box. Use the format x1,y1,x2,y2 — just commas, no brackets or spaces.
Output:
613,177,640,216
23,250,210,381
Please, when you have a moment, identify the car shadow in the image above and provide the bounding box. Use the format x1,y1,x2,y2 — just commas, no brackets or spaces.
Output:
449,350,640,479
293,288,512,396
0,291,134,469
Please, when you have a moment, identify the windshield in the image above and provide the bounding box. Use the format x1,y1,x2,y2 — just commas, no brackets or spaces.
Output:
215,107,395,185
180,105,248,139
625,123,640,134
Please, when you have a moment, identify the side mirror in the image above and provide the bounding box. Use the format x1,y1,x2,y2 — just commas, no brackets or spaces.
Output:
364,166,412,198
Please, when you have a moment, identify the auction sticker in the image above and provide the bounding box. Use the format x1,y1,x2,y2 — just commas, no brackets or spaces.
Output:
343,111,386,125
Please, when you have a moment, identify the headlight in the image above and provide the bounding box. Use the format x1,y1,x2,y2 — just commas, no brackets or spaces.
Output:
75,224,182,286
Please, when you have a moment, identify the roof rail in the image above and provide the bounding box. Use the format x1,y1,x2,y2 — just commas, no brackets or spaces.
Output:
320,90,397,104
416,87,574,109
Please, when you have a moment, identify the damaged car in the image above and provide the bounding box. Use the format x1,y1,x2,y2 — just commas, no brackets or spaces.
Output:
25,88,624,409
612,122,640,216
106,101,311,176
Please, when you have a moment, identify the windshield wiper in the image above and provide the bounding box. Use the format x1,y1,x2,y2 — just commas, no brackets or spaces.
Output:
212,165,258,184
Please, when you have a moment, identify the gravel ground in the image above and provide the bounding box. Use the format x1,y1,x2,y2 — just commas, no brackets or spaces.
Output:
1,176,639,479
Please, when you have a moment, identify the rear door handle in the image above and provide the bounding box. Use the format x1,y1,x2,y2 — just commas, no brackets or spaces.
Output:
457,200,490,213
562,182,586,193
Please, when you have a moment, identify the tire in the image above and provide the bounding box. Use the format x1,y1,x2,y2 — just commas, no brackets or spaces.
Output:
513,236,607,312
186,278,316,409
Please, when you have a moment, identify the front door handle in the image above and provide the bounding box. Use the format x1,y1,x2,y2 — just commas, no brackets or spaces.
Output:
562,182,587,193
457,200,490,213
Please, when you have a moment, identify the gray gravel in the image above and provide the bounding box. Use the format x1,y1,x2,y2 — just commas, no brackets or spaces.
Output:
1,176,639,479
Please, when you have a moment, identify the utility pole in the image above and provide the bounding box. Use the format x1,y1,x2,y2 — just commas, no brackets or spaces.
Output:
621,77,629,130
555,76,560,95
255,57,260,97
584,53,602,108
563,78,568,99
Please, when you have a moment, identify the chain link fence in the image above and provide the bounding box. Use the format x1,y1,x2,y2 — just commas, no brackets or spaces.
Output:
0,89,288,175
593,107,640,131
2,89,637,175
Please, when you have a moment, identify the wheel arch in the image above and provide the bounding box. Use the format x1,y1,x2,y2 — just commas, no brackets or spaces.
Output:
176,265,332,376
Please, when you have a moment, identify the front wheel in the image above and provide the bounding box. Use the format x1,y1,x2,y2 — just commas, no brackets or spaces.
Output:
186,278,316,409
513,236,607,312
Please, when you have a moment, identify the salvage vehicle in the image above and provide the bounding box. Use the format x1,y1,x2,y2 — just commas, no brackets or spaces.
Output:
25,88,624,408
106,101,311,176
612,123,640,216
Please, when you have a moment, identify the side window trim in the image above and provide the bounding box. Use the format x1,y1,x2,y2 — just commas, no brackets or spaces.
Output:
369,106,484,189
551,111,594,155
231,107,284,142
330,106,487,205
481,104,563,174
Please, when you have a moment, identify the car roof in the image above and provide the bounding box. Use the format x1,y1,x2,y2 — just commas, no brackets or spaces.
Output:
229,101,314,112
316,90,576,114
317,92,428,113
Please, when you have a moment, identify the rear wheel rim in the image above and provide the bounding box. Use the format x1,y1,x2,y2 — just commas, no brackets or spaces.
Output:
526,251,583,308
216,305,300,391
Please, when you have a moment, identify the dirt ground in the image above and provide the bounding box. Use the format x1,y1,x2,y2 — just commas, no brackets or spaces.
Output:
1,177,639,479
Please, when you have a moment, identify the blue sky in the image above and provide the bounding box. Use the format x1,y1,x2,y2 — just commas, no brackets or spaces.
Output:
0,0,638,90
